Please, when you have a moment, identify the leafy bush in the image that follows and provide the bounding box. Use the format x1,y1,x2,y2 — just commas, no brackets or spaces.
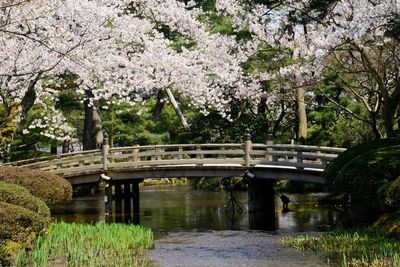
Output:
0,166,72,205
372,211,400,238
324,138,400,183
323,138,400,220
0,182,50,217
386,177,400,208
0,202,49,265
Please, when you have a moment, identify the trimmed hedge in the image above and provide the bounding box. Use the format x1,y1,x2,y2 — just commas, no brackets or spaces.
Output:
0,166,72,205
0,202,49,241
386,177,400,208
372,211,400,238
323,138,400,220
0,202,49,264
0,182,50,217
324,138,400,185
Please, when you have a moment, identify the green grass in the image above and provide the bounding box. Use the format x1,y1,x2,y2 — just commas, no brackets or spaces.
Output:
282,228,400,266
14,222,154,267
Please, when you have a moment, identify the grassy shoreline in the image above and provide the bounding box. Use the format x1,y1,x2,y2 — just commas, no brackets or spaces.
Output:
15,222,154,267
282,228,400,266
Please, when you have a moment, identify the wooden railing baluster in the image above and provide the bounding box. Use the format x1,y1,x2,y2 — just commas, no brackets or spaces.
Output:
4,143,345,177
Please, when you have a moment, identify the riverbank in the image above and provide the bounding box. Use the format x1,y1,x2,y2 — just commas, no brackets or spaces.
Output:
15,222,154,266
283,228,400,266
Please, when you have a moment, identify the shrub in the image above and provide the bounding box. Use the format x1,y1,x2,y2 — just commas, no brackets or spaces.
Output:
386,177,400,208
372,211,400,238
323,138,400,220
0,182,50,217
0,202,49,242
0,202,49,265
0,166,72,205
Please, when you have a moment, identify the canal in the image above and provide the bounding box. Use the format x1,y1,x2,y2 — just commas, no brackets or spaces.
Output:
51,184,344,266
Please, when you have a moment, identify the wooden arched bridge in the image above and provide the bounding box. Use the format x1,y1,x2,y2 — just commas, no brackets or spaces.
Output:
4,141,345,228
6,142,345,185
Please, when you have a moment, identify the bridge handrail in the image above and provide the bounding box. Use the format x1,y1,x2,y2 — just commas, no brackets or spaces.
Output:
251,144,346,153
109,143,243,152
2,143,346,176
3,149,101,166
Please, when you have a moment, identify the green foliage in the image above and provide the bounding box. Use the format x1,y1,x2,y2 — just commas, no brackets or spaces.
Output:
323,138,400,219
12,105,57,153
0,182,50,217
1,241,23,266
10,92,80,159
372,211,400,238
277,180,324,194
242,45,293,75
307,72,378,147
56,89,84,138
15,222,154,267
196,177,222,191
101,97,193,146
0,166,72,205
282,227,400,266
0,202,49,265
386,177,400,208
10,150,52,162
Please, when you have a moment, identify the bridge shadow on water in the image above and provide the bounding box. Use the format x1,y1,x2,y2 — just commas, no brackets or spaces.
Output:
51,184,344,233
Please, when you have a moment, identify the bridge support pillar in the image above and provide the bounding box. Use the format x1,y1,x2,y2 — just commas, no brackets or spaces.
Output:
123,182,132,223
132,181,140,224
103,179,141,224
115,184,123,223
248,179,276,230
104,181,113,223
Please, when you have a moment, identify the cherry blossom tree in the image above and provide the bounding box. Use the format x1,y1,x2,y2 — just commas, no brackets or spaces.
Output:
1,0,260,156
216,0,400,138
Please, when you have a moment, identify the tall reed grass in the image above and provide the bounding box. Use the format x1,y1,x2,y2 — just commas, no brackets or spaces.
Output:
15,222,154,266
282,228,400,267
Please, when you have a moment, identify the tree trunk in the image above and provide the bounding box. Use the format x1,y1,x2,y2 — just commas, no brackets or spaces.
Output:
0,103,20,155
62,140,71,153
296,86,307,144
152,90,166,119
165,88,189,129
273,101,286,139
382,85,400,138
370,112,382,139
83,90,103,150
0,74,41,158
382,100,396,138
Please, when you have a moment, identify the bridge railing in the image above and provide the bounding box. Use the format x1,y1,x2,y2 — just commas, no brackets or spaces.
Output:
250,144,345,169
107,144,246,170
3,149,103,172
3,143,345,176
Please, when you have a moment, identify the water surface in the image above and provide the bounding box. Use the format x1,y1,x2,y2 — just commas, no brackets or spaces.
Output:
51,185,343,266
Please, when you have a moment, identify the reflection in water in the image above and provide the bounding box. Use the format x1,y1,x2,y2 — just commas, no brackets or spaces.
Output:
51,185,344,232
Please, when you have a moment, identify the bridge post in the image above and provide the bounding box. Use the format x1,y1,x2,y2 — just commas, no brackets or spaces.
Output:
123,183,132,223
114,183,123,222
2,144,10,163
104,181,113,223
266,131,274,161
248,179,276,230
296,148,304,169
131,181,140,224
102,132,110,170
244,129,252,167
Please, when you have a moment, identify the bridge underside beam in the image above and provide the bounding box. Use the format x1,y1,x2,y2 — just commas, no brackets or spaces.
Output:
66,166,324,185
